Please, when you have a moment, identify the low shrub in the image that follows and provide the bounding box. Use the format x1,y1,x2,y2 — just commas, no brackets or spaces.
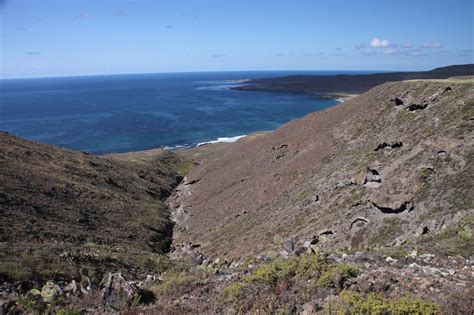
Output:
325,290,440,314
151,270,199,296
318,264,360,290
223,252,359,312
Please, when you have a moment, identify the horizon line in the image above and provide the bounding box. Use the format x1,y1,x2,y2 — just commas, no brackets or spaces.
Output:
1,63,469,80
0,68,402,81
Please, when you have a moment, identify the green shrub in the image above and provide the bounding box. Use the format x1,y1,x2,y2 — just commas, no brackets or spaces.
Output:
56,306,82,315
151,270,199,296
318,264,360,290
223,252,327,303
325,290,440,314
223,252,360,312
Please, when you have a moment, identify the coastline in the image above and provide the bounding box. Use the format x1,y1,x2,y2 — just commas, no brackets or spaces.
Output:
321,92,359,102
108,93,354,157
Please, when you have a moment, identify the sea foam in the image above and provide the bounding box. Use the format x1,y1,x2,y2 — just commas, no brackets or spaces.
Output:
197,135,246,147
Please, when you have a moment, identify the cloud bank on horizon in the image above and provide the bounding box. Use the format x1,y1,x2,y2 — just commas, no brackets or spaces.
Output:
0,0,472,78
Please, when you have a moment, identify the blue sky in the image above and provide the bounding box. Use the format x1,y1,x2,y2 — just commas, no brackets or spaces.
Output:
0,0,472,78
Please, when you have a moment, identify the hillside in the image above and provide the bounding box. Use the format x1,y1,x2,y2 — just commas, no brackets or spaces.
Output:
173,77,473,259
233,64,474,96
0,78,472,314
0,133,190,285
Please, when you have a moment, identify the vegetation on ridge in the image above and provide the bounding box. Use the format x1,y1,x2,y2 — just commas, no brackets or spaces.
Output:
223,252,360,313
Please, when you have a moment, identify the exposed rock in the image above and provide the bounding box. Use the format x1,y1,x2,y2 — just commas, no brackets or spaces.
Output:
64,280,78,296
385,256,398,263
284,240,295,252
279,250,289,259
305,195,320,205
364,168,382,187
350,217,369,229
101,272,140,310
408,250,418,259
371,201,414,214
185,178,201,185
374,141,403,151
390,97,404,106
294,246,306,256
273,144,289,160
407,101,429,111
190,251,204,265
40,281,62,303
319,229,334,236
301,301,317,315
422,226,430,235
80,267,92,294
443,86,452,93
336,178,357,188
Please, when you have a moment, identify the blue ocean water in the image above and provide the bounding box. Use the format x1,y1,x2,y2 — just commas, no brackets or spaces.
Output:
0,71,365,154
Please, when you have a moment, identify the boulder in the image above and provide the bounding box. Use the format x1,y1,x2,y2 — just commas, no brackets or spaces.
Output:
64,280,78,296
278,250,289,259
80,267,91,294
40,281,62,303
266,250,279,260
283,240,294,252
364,168,381,187
101,272,140,310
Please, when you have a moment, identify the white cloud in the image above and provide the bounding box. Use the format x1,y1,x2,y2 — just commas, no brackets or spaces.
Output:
382,49,398,55
421,42,442,48
354,43,367,50
370,38,390,48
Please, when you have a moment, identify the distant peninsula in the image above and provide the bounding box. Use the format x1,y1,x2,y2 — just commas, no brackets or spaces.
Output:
232,64,474,99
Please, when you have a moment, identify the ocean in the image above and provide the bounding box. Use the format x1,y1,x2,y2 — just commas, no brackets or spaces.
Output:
0,71,364,154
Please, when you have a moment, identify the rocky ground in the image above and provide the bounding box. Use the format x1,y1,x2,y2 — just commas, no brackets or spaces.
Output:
2,241,471,313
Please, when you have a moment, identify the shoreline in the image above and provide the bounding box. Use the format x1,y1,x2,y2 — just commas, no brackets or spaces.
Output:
107,92,356,157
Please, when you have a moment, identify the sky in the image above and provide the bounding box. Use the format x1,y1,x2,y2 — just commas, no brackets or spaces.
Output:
0,0,473,78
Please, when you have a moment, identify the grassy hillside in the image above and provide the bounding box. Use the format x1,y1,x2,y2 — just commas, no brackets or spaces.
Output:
0,133,191,284
173,77,474,259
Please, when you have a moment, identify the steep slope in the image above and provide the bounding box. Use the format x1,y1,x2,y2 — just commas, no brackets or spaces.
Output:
234,64,474,95
172,78,474,259
0,133,189,283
